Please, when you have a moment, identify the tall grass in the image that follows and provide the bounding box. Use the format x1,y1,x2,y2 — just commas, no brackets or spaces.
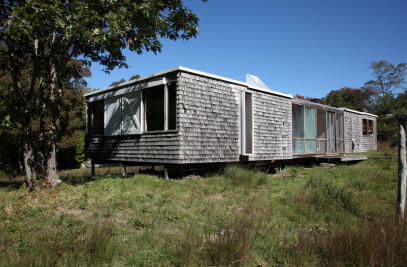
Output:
297,214,407,266
303,176,359,215
224,165,267,187
1,220,117,266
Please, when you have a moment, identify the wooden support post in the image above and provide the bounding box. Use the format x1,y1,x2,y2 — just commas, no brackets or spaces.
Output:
164,167,169,180
386,114,407,221
91,159,95,176
121,164,127,177
397,119,406,221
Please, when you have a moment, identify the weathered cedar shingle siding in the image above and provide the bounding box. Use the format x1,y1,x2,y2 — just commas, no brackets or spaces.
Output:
344,111,377,153
85,133,181,164
249,91,292,160
177,72,242,163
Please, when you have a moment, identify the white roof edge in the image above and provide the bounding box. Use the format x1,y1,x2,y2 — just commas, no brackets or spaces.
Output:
84,66,181,97
177,66,248,86
293,98,343,111
85,66,293,99
343,108,378,117
247,85,292,98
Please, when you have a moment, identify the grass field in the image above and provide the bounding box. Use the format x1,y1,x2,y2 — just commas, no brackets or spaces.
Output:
1,150,406,266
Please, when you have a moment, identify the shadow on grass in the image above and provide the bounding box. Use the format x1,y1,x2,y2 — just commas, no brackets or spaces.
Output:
61,173,137,186
0,180,23,190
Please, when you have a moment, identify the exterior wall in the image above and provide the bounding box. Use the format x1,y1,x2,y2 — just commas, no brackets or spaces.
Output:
177,72,242,163
85,72,182,164
249,90,292,160
86,70,294,165
85,133,181,164
344,111,377,153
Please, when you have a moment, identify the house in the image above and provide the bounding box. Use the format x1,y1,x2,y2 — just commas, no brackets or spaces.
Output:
84,67,377,175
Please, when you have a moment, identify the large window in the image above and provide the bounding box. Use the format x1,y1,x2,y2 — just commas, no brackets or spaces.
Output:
292,104,317,154
144,86,165,131
143,83,177,132
362,119,374,136
87,100,104,136
87,81,177,136
122,91,142,135
292,104,344,154
168,83,177,130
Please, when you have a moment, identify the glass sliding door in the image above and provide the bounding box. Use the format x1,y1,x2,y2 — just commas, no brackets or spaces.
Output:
335,112,344,153
327,112,335,152
317,109,327,153
292,104,316,154
304,107,316,153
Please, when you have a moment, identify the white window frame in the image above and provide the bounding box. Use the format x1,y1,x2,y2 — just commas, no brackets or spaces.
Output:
142,78,177,133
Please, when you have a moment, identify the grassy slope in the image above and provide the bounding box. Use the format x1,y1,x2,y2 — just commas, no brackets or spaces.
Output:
0,152,405,266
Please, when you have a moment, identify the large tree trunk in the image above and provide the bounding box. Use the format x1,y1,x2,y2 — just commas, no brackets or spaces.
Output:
397,119,406,222
46,55,61,189
46,125,60,188
23,134,34,189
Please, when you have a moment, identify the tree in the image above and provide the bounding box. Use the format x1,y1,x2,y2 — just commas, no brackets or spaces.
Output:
0,57,90,183
365,60,406,96
129,74,141,81
1,0,206,188
321,86,376,112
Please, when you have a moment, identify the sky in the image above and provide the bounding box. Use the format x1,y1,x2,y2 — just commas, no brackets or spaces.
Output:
85,0,407,98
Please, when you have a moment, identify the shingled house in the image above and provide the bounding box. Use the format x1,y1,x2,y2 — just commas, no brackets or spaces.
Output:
85,67,377,174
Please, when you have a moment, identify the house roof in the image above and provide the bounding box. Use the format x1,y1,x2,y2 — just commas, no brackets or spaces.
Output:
84,66,293,100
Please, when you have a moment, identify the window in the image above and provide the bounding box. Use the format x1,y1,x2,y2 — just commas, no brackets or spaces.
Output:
144,86,165,131
87,100,104,136
292,104,317,154
240,91,253,155
335,113,344,152
122,91,142,135
143,83,177,132
292,104,344,154
244,92,253,154
104,96,122,135
168,83,177,130
363,119,374,136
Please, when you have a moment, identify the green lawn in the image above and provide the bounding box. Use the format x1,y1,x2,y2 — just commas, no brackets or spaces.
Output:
1,151,406,266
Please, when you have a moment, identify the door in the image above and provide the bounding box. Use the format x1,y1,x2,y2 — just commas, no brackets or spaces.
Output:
326,112,335,152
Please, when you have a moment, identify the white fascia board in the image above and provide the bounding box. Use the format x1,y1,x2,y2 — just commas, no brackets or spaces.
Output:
85,66,293,100
343,108,378,118
247,85,292,99
177,66,248,86
293,98,343,112
84,66,180,98
88,79,164,102
178,67,293,98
